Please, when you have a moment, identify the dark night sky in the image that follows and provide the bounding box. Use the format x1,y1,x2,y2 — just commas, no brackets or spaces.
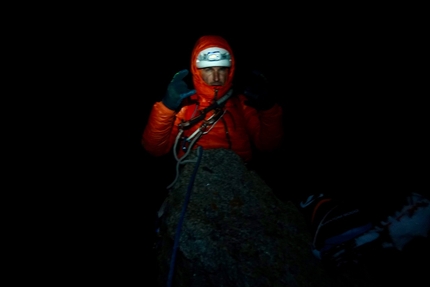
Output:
58,7,427,186
103,23,427,197
59,14,427,284
74,17,427,219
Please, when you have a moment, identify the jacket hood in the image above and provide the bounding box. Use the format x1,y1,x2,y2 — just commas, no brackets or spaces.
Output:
190,35,235,104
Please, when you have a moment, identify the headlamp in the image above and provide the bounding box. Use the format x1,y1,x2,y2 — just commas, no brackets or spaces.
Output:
196,47,231,68
207,51,222,61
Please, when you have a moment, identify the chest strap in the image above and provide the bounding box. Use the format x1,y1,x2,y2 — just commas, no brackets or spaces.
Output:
178,89,233,130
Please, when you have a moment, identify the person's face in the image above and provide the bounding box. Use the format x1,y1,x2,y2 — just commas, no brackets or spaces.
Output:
199,66,229,86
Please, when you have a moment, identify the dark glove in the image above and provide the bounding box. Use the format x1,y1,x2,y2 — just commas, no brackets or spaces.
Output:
162,69,196,110
243,69,276,111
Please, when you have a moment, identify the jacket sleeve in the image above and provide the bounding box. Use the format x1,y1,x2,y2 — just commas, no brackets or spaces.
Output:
242,96,284,151
141,101,178,156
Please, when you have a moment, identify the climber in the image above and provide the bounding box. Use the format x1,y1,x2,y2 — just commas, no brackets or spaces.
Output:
141,34,283,164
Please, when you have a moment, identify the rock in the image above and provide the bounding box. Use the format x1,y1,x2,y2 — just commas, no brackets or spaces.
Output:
154,148,349,287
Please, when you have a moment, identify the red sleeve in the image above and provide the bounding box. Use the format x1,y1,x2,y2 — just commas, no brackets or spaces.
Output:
141,101,178,156
241,95,284,151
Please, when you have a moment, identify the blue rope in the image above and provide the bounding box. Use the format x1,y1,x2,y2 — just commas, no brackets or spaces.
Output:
167,146,203,287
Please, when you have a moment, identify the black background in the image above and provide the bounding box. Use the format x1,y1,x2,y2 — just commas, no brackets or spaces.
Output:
88,17,428,199
44,10,428,285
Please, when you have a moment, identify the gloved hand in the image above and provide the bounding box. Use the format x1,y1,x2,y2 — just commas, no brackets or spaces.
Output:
162,69,196,110
243,69,276,111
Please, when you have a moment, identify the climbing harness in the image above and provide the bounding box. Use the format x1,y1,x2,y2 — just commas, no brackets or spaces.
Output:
166,89,233,189
177,89,233,131
180,108,227,152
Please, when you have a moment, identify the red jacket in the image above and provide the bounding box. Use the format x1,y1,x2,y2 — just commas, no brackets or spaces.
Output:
142,35,283,162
